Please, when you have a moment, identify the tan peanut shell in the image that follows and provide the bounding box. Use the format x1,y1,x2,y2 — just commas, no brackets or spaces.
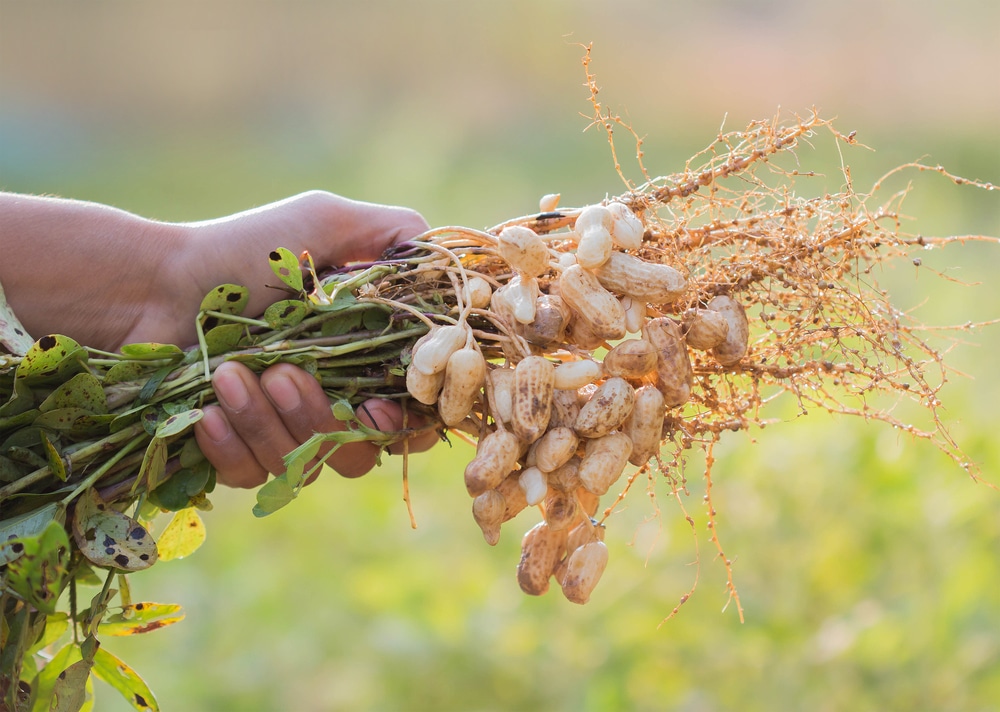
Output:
411,324,468,375
574,377,636,439
496,471,529,522
563,314,607,350
549,388,583,429
623,385,665,466
520,294,570,347
539,193,561,212
405,362,446,405
553,359,603,391
511,356,555,444
642,317,693,407
543,488,579,532
517,521,569,596
547,456,582,492
576,487,602,518
560,540,609,604
558,264,627,341
498,225,550,278
603,339,658,379
472,489,506,546
593,252,687,305
437,348,486,426
464,429,522,496
532,426,580,473
683,307,730,351
707,295,750,366
488,367,515,424
578,432,633,496
607,201,644,251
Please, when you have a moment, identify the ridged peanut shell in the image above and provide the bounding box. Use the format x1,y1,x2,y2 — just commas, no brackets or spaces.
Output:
549,388,583,429
578,431,633,496
623,385,665,466
603,339,658,379
472,489,506,546
437,348,486,426
532,426,580,473
464,429,521,496
496,471,529,522
405,363,445,405
558,264,627,341
543,488,579,532
642,317,693,407
519,294,570,347
498,225,550,277
560,540,609,604
683,308,729,351
511,356,555,444
593,252,687,305
574,377,635,439
517,521,568,596
707,295,749,366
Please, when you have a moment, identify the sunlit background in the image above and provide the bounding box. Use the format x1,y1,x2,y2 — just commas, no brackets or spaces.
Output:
3,2,1000,710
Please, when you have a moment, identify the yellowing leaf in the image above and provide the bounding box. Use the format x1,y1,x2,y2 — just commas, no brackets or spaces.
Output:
268,247,304,291
156,508,206,561
92,646,159,711
98,602,184,636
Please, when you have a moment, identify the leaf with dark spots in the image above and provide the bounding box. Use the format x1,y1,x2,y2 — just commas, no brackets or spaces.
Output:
268,247,304,291
156,508,206,561
16,334,86,383
98,602,184,637
92,646,160,710
39,372,108,414
72,488,158,572
263,299,308,328
198,283,249,319
119,342,184,360
154,408,203,438
4,519,71,614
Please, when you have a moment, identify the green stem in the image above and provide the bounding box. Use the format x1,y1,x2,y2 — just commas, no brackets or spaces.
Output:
61,434,148,506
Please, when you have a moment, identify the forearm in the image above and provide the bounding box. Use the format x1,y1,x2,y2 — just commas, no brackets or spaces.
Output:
0,192,188,350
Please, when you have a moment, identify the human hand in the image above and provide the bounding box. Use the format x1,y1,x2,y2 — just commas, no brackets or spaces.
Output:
0,190,440,487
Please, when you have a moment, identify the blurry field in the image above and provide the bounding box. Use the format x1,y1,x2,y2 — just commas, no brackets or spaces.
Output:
2,2,1000,711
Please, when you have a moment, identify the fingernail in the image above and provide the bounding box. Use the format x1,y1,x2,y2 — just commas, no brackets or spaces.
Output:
200,408,230,442
265,373,302,412
214,368,250,410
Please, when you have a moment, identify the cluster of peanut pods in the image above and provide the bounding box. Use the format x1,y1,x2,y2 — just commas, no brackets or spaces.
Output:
404,196,750,604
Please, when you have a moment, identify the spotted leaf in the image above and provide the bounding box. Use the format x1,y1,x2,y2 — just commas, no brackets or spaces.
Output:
72,489,158,572
268,247,304,291
155,508,206,561
98,602,184,637
4,519,71,614
92,646,159,711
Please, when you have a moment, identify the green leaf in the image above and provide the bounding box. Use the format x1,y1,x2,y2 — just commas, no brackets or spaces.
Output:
6,520,70,614
198,284,249,317
102,360,148,385
40,432,68,482
25,613,70,659
155,508,206,562
48,657,93,712
252,474,296,517
268,247,304,292
135,437,168,495
32,408,106,437
91,647,158,711
71,489,158,572
38,373,108,415
97,602,184,637
147,462,212,512
203,323,245,356
29,643,83,712
0,503,66,564
154,409,203,439
118,343,184,360
320,309,363,336
331,399,355,421
263,299,308,329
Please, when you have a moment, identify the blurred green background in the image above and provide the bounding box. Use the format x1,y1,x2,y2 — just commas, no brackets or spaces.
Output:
3,2,1000,710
